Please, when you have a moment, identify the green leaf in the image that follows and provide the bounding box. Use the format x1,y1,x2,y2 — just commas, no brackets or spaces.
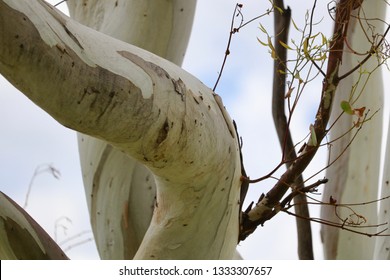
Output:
257,37,268,47
259,23,267,34
340,100,354,115
303,38,310,58
321,33,328,46
268,36,276,59
274,5,284,14
291,18,300,32
279,40,293,50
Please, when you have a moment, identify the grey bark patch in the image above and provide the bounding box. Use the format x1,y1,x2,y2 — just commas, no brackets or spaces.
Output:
156,119,169,145
172,78,186,101
117,50,171,80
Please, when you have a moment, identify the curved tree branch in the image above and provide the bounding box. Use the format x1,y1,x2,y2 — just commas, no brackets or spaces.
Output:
0,0,241,259
67,0,197,259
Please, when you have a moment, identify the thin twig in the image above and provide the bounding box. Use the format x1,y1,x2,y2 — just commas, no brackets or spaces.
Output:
213,4,273,91
338,24,390,80
282,210,390,237
54,0,67,7
58,230,93,246
305,0,326,77
213,4,243,92
23,164,60,209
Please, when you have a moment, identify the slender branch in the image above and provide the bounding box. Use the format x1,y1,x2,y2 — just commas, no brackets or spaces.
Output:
23,164,60,209
271,0,313,260
279,179,328,211
283,210,390,237
213,4,274,91
54,0,67,7
283,195,390,237
338,24,390,80
305,0,326,77
258,179,329,225
240,0,356,242
213,3,243,92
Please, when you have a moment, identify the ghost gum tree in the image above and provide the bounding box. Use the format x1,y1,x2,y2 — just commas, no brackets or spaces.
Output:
0,0,390,260
321,0,388,259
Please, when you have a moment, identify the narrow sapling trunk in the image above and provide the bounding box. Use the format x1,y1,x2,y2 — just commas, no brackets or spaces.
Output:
321,1,385,259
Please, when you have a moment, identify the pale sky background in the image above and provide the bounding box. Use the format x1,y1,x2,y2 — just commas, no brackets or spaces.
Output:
0,0,389,260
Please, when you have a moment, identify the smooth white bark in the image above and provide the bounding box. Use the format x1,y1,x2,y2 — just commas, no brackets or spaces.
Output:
67,0,197,259
374,127,390,259
321,1,386,259
67,0,195,65
0,0,241,259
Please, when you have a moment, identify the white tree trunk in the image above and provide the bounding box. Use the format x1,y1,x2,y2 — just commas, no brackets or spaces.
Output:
0,0,241,259
374,125,390,259
67,0,197,259
321,0,386,259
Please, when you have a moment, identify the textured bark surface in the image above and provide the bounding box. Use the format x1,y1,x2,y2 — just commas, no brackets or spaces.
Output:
321,1,385,259
67,0,197,259
0,0,241,259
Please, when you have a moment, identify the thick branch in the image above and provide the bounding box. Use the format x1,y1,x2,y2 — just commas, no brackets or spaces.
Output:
0,0,241,259
67,0,197,259
1,0,235,179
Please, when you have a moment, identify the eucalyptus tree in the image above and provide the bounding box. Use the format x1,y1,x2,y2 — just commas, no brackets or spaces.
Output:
0,0,389,260
321,0,388,259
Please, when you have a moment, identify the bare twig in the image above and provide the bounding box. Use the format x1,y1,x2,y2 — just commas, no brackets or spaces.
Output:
283,194,390,237
213,3,244,92
54,216,72,241
283,209,390,237
339,24,390,80
23,164,60,209
305,0,326,77
55,217,94,252
62,237,94,252
213,4,273,91
54,0,67,7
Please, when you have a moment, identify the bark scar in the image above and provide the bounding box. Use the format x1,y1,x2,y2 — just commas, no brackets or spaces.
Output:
172,78,186,101
156,118,169,145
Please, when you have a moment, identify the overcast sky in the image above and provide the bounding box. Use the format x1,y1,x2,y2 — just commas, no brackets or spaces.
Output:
1,0,389,260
